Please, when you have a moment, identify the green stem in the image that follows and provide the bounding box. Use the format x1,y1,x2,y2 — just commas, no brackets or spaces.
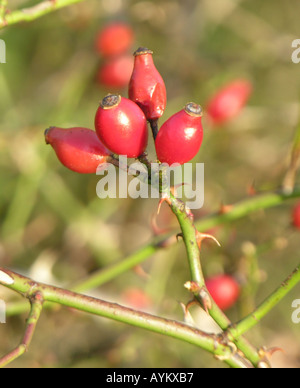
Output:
167,193,261,367
0,268,248,368
5,187,300,317
0,0,7,22
0,0,87,29
0,292,43,368
228,264,300,339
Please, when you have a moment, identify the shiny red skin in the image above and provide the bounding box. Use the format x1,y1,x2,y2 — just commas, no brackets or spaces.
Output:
45,127,110,174
95,23,134,58
95,97,148,158
206,275,240,311
292,203,300,229
206,80,252,125
97,55,134,89
129,51,167,120
155,109,203,165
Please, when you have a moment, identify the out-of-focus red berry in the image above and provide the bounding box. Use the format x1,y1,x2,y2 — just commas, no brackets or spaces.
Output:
292,203,300,229
95,22,134,58
206,79,252,125
95,94,148,158
97,54,134,89
122,288,152,310
45,127,111,174
129,47,167,121
155,103,203,165
205,274,240,311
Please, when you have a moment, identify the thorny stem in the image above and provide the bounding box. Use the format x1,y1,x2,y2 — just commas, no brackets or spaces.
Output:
0,0,87,29
0,268,249,368
166,191,261,367
1,157,300,367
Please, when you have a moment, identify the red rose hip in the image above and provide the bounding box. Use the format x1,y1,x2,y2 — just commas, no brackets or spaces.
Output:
95,22,134,58
292,202,300,229
97,54,134,89
206,79,252,125
155,103,203,165
45,127,111,174
129,47,167,121
206,274,240,311
95,94,148,158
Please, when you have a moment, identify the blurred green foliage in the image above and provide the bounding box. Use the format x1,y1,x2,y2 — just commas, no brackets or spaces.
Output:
0,0,300,368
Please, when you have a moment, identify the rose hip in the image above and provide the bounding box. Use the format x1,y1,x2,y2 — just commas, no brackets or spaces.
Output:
205,274,240,311
292,202,300,229
95,94,148,158
97,54,134,89
95,22,134,58
45,127,111,174
129,47,167,121
155,103,203,165
206,79,252,125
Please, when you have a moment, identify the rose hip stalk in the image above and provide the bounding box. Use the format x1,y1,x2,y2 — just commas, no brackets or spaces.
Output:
155,103,203,165
129,47,167,137
206,79,252,126
45,127,111,174
95,94,148,158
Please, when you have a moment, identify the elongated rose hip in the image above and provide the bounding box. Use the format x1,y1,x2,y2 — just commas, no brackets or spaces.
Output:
95,94,148,158
129,47,167,121
45,127,111,174
206,79,252,125
155,103,204,165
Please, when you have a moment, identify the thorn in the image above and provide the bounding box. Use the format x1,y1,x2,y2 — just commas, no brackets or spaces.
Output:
156,234,178,249
184,280,201,294
133,265,151,280
195,230,221,250
179,301,197,326
176,233,183,242
150,212,170,236
157,193,172,215
247,180,257,196
219,203,234,215
258,346,285,361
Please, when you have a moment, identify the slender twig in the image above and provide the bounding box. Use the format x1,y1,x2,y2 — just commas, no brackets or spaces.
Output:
0,292,43,368
0,268,249,368
0,0,7,22
4,186,300,317
0,0,87,29
228,264,300,339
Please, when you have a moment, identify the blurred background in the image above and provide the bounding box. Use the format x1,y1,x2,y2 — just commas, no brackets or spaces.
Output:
0,0,300,368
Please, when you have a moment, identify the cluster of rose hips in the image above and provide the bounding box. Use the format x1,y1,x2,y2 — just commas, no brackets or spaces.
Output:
45,46,205,171
95,22,135,90
45,41,252,312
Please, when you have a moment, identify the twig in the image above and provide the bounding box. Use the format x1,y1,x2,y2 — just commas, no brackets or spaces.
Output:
228,264,300,339
0,268,249,368
0,292,43,368
0,0,87,29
